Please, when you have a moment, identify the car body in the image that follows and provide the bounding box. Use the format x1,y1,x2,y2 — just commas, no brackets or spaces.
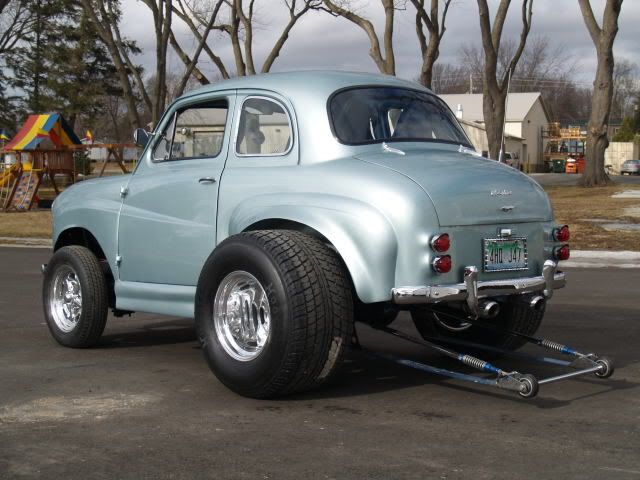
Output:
45,71,569,397
620,159,640,175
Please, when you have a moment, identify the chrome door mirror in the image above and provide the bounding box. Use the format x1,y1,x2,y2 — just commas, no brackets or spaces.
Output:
133,128,151,148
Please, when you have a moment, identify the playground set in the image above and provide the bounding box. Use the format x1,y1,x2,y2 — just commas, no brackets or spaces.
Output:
0,114,136,211
542,123,587,174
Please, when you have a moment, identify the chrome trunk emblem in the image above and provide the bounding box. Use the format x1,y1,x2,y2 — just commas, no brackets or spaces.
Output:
491,189,512,196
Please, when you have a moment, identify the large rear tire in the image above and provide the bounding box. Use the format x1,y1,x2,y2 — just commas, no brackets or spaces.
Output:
195,230,353,398
411,298,545,351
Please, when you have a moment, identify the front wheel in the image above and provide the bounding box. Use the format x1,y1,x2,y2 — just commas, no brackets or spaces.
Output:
42,246,109,347
411,297,545,352
195,230,353,398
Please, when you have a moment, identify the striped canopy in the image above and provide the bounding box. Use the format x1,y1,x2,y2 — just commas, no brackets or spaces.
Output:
3,114,81,151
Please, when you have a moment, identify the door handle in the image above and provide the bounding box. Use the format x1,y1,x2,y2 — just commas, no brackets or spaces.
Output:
198,177,217,184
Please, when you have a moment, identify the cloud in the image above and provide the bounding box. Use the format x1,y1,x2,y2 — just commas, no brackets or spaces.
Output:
120,0,639,83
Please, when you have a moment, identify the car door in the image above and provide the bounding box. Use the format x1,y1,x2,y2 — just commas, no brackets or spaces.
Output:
117,92,236,286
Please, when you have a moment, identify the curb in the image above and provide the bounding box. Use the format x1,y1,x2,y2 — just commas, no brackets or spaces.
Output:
560,250,640,269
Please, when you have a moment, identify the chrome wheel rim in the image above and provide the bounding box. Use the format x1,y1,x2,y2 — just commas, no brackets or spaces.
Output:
213,271,271,362
49,265,83,333
433,311,473,332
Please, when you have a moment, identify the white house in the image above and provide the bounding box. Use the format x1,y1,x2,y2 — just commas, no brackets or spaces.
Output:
439,92,551,171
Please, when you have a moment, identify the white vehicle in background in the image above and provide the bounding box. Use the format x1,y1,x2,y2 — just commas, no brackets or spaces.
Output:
503,152,522,170
620,159,640,175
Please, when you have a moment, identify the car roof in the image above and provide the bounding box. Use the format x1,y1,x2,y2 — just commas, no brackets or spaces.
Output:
184,70,431,101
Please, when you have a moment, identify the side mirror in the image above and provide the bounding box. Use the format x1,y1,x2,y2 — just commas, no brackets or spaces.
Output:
133,128,151,148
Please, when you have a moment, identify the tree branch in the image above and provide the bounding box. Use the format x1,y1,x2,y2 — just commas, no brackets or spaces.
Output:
172,0,230,79
578,0,602,46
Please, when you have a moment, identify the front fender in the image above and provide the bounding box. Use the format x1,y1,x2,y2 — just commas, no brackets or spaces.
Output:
224,193,398,303
52,177,123,269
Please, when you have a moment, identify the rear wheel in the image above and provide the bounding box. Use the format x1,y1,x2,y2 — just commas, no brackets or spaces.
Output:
195,230,353,398
411,297,545,351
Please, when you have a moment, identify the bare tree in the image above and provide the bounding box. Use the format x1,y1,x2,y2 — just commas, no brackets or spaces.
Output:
78,0,143,129
459,37,588,123
323,0,398,75
411,0,451,88
0,0,35,55
138,0,173,124
476,0,533,161
80,0,221,128
610,58,638,121
578,0,623,187
430,63,469,93
180,0,324,79
171,0,230,81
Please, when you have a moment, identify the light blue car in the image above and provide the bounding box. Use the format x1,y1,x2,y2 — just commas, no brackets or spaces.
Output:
42,71,569,398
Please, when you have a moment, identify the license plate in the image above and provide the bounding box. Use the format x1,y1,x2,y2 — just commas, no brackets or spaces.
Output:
483,237,528,272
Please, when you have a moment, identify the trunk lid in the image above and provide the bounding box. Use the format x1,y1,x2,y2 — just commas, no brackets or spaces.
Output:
356,146,552,227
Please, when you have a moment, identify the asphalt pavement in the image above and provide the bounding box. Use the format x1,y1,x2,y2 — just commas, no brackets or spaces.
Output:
0,247,639,479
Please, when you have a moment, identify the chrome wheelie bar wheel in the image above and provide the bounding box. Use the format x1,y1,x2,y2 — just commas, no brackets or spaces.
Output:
214,271,271,362
49,265,83,333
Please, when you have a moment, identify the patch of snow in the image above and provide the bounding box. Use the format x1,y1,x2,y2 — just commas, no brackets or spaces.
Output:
600,223,640,232
612,190,640,198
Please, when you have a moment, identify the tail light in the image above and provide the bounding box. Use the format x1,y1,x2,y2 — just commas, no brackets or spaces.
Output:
432,255,452,273
553,225,570,242
431,233,451,253
554,245,570,261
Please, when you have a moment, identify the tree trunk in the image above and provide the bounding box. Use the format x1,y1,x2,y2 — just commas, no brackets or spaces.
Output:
578,0,623,187
482,87,506,160
419,36,439,88
79,0,142,130
476,0,532,162
582,47,615,186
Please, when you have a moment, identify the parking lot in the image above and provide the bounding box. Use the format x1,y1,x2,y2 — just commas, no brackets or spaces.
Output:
1,247,639,479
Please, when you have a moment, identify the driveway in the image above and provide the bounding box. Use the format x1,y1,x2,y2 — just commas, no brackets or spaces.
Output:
1,247,639,479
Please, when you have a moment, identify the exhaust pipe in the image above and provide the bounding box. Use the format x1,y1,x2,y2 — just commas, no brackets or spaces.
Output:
478,300,500,319
529,295,546,312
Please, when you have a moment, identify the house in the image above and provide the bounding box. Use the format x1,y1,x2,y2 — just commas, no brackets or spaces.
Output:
457,118,524,168
439,92,550,172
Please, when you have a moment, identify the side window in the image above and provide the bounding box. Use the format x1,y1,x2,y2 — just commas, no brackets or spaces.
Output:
236,97,292,155
152,100,228,161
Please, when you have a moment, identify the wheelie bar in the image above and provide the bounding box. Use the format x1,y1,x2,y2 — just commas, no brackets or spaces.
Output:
456,317,616,385
378,327,539,398
372,326,614,398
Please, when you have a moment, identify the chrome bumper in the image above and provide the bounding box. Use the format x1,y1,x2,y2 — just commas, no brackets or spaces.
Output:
392,260,565,307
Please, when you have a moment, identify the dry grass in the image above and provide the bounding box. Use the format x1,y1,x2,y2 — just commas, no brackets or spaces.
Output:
0,210,52,238
0,184,639,251
546,185,640,251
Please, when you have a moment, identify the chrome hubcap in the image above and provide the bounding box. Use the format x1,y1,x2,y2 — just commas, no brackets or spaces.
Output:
49,266,82,332
214,271,271,361
433,311,473,332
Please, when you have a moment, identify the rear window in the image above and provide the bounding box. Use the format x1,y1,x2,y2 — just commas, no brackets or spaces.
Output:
329,87,471,147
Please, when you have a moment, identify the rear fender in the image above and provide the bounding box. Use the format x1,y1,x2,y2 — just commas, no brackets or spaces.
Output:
224,194,398,303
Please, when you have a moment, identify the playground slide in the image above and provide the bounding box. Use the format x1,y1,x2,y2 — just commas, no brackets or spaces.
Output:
6,166,41,211
0,163,19,187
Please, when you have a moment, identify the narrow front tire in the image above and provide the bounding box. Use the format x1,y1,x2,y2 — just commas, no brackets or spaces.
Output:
42,246,109,348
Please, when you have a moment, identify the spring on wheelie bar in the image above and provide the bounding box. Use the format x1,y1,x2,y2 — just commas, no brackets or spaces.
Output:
460,354,490,371
540,339,573,354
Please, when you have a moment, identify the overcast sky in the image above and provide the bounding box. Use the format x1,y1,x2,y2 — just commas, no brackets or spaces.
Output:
121,0,639,87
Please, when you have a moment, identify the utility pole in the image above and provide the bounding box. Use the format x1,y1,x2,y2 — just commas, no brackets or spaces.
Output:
469,73,473,94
